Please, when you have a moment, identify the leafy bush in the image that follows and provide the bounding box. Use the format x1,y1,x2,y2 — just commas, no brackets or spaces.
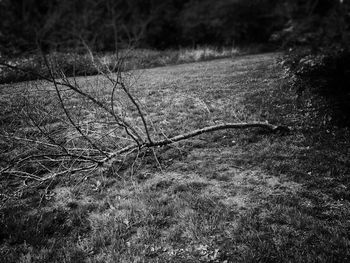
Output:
282,47,350,126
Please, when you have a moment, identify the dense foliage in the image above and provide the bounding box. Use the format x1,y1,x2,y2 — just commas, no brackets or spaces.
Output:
281,0,350,127
283,48,350,126
1,0,348,52
0,0,289,54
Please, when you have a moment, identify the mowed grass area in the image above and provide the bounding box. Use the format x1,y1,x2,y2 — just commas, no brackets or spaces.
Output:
0,47,240,84
1,53,350,262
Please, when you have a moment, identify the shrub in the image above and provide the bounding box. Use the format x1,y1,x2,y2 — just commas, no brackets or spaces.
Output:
282,47,350,126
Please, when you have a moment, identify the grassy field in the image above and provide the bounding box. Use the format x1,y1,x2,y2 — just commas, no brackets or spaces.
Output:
1,52,350,262
0,47,240,84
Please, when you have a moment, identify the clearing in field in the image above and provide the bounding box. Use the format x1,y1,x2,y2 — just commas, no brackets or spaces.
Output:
1,53,350,262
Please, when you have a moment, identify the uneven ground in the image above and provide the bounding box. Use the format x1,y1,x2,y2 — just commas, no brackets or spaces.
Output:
1,53,350,262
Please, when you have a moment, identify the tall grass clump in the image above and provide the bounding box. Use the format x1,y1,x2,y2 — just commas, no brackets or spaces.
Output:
178,47,240,63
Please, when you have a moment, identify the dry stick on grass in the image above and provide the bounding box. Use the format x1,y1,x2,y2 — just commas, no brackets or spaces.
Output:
102,121,288,166
118,80,153,144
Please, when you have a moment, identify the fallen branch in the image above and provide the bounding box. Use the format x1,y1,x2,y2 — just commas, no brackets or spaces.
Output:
102,121,289,166
0,55,290,188
150,121,286,146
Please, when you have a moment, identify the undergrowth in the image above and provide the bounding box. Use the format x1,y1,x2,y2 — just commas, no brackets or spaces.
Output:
281,47,350,127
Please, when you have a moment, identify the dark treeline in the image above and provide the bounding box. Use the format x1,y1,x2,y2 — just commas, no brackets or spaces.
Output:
0,0,349,54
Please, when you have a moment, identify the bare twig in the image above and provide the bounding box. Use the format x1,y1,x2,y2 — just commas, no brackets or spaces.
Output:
80,44,144,145
2,170,43,181
0,61,143,144
44,56,109,158
42,164,100,181
118,80,153,144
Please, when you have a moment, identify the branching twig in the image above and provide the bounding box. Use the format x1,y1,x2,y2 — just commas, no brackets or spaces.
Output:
42,54,109,158
0,61,143,144
118,80,153,144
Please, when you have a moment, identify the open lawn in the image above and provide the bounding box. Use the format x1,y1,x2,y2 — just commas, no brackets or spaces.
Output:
1,53,350,262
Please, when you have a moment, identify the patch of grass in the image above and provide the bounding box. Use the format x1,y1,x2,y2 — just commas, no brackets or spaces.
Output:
0,47,239,84
1,52,350,262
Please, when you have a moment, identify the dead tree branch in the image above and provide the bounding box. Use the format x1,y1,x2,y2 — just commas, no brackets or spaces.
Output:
0,55,290,189
102,121,288,166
